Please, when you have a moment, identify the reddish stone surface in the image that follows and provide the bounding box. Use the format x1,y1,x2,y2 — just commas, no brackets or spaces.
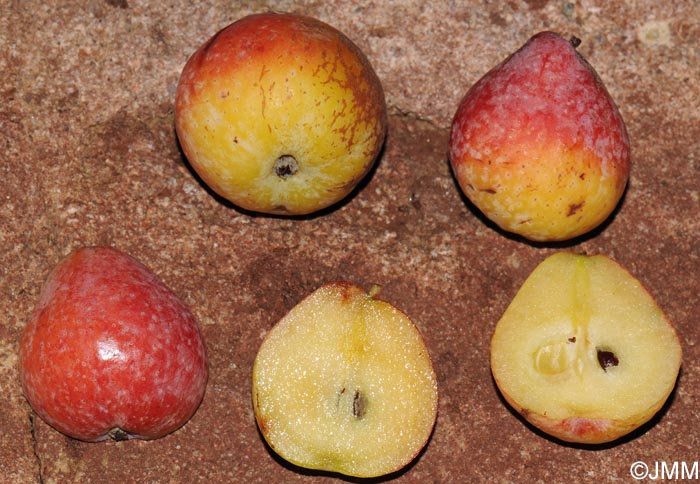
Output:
1,1,698,483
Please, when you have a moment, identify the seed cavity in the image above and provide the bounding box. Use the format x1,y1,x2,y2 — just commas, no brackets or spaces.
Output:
273,155,298,179
534,342,571,375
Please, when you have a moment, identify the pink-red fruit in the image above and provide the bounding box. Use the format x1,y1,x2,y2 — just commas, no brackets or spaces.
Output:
18,246,208,442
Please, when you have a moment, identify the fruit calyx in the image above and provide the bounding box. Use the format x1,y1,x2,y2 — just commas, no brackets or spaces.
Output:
108,427,130,441
274,155,298,179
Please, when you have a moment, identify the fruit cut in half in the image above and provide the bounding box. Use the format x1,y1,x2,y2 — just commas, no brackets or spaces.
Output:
252,282,438,478
491,252,682,444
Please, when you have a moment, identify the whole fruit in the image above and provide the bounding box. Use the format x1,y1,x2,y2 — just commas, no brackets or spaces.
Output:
175,12,387,215
252,282,438,478
491,252,681,444
449,32,630,241
18,246,208,442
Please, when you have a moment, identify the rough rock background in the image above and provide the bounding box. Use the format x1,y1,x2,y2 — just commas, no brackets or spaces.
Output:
1,1,699,482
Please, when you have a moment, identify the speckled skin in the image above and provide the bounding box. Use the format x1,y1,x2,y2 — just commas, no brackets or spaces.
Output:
18,247,208,442
449,31,630,241
175,12,387,215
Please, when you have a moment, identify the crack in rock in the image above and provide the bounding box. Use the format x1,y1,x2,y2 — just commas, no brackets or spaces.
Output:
29,414,45,484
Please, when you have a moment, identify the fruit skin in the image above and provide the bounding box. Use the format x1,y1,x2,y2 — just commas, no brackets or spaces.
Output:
18,246,208,442
490,252,682,444
252,282,438,478
449,31,630,241
175,12,387,216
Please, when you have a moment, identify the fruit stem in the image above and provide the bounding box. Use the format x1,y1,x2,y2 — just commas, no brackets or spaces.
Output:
569,36,582,48
368,284,382,298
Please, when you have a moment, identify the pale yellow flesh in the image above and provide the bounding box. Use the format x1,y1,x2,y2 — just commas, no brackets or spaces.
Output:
252,283,438,478
491,252,681,443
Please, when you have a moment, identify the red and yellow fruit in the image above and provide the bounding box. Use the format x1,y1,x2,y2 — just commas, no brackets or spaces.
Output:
450,32,630,241
175,12,387,215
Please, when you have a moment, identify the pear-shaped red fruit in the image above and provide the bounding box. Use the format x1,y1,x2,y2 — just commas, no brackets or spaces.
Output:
449,32,630,241
18,247,208,442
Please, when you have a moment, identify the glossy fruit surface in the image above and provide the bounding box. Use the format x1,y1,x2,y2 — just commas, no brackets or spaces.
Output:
19,246,208,442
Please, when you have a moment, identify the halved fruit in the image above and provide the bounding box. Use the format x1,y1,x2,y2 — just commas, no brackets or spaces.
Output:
252,282,438,477
491,252,682,444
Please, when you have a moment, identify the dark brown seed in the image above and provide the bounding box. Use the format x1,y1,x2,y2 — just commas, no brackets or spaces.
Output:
597,349,619,371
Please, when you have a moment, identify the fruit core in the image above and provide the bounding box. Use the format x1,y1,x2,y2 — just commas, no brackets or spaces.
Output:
533,337,619,376
532,260,620,377
274,155,298,179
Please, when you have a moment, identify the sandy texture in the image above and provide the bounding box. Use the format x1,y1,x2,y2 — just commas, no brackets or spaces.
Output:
1,1,699,483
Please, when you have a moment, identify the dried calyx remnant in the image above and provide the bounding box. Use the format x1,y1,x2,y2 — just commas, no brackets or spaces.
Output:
339,386,367,419
108,427,130,441
274,155,298,179
597,348,619,371
353,389,366,419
